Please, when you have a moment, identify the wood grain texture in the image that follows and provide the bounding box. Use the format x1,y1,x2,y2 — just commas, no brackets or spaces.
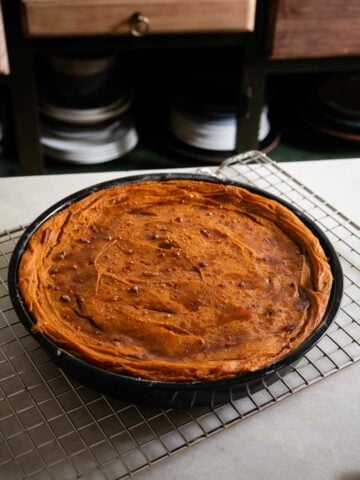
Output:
271,0,360,59
0,4,9,74
23,0,256,36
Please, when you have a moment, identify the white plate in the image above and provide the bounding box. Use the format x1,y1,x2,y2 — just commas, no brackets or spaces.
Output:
42,127,138,164
40,95,133,125
43,120,123,141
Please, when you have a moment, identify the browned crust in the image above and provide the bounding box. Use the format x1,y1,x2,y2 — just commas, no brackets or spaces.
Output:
18,180,333,381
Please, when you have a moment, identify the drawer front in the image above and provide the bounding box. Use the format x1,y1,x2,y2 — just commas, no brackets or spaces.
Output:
23,0,256,37
271,0,360,59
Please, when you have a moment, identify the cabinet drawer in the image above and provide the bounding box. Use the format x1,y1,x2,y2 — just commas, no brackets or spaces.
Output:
271,0,360,59
22,0,256,37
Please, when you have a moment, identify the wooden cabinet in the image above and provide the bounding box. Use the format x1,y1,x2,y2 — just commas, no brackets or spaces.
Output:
4,0,360,176
1,0,265,174
271,0,360,59
22,0,256,37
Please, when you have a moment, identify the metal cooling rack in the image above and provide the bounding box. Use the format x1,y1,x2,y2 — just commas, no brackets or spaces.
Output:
1,151,360,480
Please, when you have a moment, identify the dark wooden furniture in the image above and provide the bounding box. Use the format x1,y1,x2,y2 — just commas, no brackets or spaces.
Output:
2,0,270,175
3,0,360,175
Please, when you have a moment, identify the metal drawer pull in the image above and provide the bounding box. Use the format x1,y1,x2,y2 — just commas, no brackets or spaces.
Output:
130,12,150,37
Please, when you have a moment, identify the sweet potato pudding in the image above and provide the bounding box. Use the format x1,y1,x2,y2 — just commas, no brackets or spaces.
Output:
18,180,333,382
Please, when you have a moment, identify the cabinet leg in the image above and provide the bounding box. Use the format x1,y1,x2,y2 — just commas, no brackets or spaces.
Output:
2,0,43,175
236,0,271,152
236,59,266,152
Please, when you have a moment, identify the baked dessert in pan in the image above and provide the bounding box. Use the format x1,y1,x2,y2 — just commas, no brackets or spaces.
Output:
17,178,333,383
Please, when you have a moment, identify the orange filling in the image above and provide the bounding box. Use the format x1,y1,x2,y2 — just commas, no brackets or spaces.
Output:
19,180,332,381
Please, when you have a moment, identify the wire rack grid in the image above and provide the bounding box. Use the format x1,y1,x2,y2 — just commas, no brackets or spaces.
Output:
0,151,360,480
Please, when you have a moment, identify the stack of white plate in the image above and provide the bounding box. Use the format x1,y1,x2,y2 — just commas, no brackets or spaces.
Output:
40,53,138,165
170,103,271,152
40,92,138,164
41,119,138,165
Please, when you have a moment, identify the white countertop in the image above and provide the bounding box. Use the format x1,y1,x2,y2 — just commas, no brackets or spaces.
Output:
1,158,360,480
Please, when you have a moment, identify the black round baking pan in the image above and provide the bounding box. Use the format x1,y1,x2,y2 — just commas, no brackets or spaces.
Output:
8,173,343,408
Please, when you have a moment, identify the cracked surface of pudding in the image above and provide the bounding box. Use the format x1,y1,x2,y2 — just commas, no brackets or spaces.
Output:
18,180,333,382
